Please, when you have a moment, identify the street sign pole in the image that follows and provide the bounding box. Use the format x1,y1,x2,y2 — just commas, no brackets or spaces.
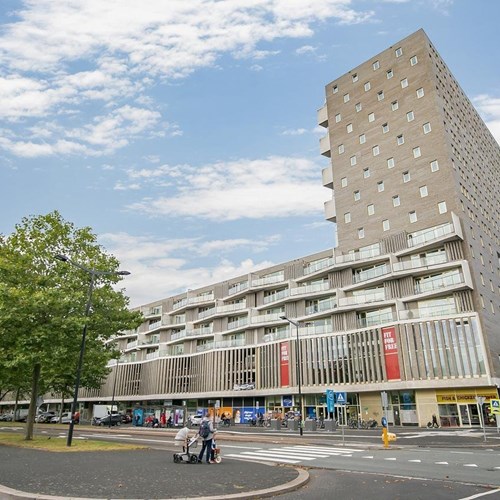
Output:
476,396,486,442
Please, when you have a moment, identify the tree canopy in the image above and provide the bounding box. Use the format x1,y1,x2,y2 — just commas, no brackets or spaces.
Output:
0,211,143,439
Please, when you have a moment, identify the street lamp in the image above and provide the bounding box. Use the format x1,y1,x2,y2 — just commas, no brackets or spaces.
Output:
280,315,303,436
55,254,130,446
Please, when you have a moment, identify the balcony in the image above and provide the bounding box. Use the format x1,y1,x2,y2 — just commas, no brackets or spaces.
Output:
187,293,215,306
251,274,285,287
263,289,290,305
216,338,246,349
407,222,455,248
146,351,159,360
303,257,334,276
317,104,328,127
305,298,337,315
414,272,464,295
353,264,391,284
170,329,188,341
172,298,188,311
339,292,386,307
322,166,333,189
393,254,448,272
148,320,162,331
290,282,330,296
125,340,138,350
198,301,246,320
228,281,249,296
196,342,215,352
319,134,331,157
227,317,249,331
250,312,282,325
141,306,162,318
399,304,458,320
356,312,395,328
324,198,336,223
264,329,290,342
335,244,382,265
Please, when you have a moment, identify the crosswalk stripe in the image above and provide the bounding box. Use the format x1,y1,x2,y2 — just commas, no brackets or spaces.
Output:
273,449,330,458
249,450,317,460
225,454,299,464
464,464,478,467
292,445,360,453
408,459,421,463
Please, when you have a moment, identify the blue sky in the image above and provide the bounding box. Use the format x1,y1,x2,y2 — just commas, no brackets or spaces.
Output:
1,0,499,308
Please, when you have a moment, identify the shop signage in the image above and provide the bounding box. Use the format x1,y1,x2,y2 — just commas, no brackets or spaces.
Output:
326,389,335,413
280,341,290,387
381,326,401,380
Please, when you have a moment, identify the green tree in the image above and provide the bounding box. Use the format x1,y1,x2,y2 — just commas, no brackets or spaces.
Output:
0,211,142,440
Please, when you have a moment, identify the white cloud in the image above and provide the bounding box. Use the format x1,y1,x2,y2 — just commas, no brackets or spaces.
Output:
473,94,500,144
125,156,326,220
281,128,308,135
296,45,317,55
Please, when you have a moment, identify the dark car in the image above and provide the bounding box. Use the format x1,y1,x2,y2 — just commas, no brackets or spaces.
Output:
94,414,122,426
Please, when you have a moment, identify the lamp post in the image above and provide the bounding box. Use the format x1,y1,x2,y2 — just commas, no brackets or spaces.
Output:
280,315,303,436
55,254,130,447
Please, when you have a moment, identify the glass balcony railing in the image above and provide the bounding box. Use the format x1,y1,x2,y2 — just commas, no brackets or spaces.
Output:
228,281,249,295
196,342,214,352
188,294,215,305
250,312,282,324
125,340,138,350
303,257,334,275
170,330,187,341
263,289,289,304
353,264,390,284
336,244,382,264
148,320,162,330
290,282,330,296
305,298,337,315
407,222,454,247
393,254,448,272
227,318,248,330
356,312,395,328
339,292,386,307
251,275,285,287
414,273,464,294
172,298,188,310
263,330,290,342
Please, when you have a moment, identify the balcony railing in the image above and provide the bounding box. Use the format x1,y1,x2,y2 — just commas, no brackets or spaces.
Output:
146,351,159,360
263,289,289,304
188,294,215,305
338,293,386,307
170,329,187,341
228,281,249,295
336,245,382,264
216,338,246,349
393,254,448,272
196,342,214,352
250,312,282,324
356,312,395,328
400,304,458,320
125,340,138,350
353,264,391,284
227,318,248,330
148,320,162,330
172,298,188,310
290,282,330,296
414,273,464,294
298,324,333,336
303,257,334,275
198,302,246,320
251,275,285,287
263,330,290,342
407,222,454,247
305,298,337,315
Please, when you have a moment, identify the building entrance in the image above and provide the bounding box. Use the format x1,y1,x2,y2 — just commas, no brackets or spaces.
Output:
459,404,481,426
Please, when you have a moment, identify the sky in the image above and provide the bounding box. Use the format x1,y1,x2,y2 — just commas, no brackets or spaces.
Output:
1,0,499,308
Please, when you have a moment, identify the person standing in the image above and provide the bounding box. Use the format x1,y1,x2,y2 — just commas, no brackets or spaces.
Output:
198,416,216,464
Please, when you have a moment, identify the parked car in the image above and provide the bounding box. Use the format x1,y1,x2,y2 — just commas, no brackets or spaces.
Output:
121,413,132,424
51,412,72,424
92,413,122,426
188,414,203,426
0,413,13,421
35,412,56,423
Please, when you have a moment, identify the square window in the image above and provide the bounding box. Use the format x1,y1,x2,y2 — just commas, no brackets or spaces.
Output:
355,102,362,112
373,60,380,70
338,144,344,154
410,55,418,66
354,190,360,201
377,181,385,192
368,112,375,122
344,93,350,103
350,155,357,166
372,145,380,156
347,123,353,133
401,78,408,88
430,159,439,172
391,100,399,111
387,157,395,169
367,204,375,216
387,69,393,79
438,201,447,214
377,90,384,101
364,81,371,92
352,73,358,82
363,168,370,178
383,219,390,231
392,195,400,207
395,47,403,57
359,134,366,144
413,147,421,158
344,212,351,223
335,113,341,123
358,227,365,239
403,171,411,182
409,211,417,223
332,85,338,94
416,87,425,98
341,177,348,188
406,111,414,122
423,122,432,134
420,186,428,197
382,123,389,133
397,134,404,145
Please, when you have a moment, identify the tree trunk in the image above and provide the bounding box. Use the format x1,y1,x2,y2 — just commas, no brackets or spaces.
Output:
13,387,20,423
24,363,41,441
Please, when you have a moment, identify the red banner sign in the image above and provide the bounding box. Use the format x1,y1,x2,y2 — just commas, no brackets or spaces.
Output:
280,342,290,387
381,326,401,380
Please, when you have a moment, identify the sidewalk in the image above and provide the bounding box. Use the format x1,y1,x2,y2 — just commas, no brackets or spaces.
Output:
0,444,307,500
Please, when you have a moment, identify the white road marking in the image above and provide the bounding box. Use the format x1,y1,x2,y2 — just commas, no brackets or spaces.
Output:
362,456,374,459
384,457,397,461
463,464,478,467
435,462,449,465
225,453,299,464
458,488,500,499
408,459,421,462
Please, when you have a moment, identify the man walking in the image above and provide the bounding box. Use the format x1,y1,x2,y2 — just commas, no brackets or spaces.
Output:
198,416,216,464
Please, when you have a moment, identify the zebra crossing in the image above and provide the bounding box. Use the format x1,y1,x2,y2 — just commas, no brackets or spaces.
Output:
225,444,361,464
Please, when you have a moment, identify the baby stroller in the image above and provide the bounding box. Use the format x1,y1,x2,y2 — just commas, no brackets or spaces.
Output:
211,440,222,464
173,436,200,464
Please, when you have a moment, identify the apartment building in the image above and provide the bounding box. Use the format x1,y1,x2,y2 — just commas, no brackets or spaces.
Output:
9,30,499,428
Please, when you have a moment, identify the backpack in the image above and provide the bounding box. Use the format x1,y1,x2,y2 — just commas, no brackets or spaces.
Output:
199,420,210,438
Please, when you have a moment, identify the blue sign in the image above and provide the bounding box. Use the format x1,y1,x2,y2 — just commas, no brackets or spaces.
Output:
381,416,388,428
326,389,335,413
335,392,347,406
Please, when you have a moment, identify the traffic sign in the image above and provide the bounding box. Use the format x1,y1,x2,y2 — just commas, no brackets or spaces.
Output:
335,392,347,405
490,399,500,415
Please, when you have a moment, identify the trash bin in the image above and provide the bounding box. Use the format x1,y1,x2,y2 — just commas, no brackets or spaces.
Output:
270,419,281,431
323,419,337,431
305,419,317,431
288,419,298,431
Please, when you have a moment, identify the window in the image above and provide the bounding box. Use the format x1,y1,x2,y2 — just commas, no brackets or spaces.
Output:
397,134,404,145
372,145,380,156
395,47,403,57
410,55,418,66
359,134,366,144
332,85,338,94
344,93,350,103
358,227,365,239
401,78,408,88
387,157,395,169
416,87,425,98
341,177,348,188
413,147,421,158
383,219,390,231
430,159,439,172
373,60,380,70
403,171,411,183
347,123,353,133
338,144,344,154
382,123,389,133
438,201,447,214
335,113,341,123
387,69,393,79
406,110,415,122
355,102,362,112
392,195,400,207
409,211,417,223
423,122,432,134
350,155,357,166
344,212,351,223
377,181,384,192
354,190,360,201
363,168,370,178
352,73,358,82
368,112,375,122
377,90,384,101
391,100,399,111
367,204,375,216
420,186,428,197
364,81,371,91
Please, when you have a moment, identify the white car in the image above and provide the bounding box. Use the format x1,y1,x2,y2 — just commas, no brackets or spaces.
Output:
50,412,72,424
189,414,203,426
